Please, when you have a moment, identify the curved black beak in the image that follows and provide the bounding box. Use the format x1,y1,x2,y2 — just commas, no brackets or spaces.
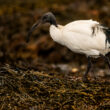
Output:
26,20,41,42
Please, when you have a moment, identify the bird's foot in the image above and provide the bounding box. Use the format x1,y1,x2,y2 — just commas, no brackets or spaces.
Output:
82,76,89,83
93,75,98,80
91,72,97,80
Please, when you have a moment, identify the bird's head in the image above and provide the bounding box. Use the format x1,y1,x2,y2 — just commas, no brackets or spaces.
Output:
26,12,57,42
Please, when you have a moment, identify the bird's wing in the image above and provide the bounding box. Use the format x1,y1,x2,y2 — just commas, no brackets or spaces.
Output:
61,20,107,52
64,19,100,36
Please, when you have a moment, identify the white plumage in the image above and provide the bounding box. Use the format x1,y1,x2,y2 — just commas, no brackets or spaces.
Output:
50,20,109,57
28,12,110,82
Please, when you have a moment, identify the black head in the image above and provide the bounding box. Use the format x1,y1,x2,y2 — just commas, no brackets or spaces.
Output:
26,12,57,42
41,12,57,26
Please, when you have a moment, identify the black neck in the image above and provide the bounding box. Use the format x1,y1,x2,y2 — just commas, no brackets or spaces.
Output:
50,18,57,27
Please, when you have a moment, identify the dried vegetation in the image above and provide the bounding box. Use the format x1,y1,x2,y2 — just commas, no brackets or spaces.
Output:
0,0,110,110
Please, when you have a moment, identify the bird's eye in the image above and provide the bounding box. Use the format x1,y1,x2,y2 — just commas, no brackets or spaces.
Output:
43,15,48,20
42,15,49,23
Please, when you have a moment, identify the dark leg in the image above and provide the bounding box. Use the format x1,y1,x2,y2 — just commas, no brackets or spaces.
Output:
105,56,110,69
100,54,110,70
83,57,92,82
91,63,97,80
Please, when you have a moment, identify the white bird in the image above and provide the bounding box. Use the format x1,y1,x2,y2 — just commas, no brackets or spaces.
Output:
27,12,110,82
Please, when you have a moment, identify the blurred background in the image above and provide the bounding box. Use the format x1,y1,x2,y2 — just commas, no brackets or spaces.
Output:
0,0,110,69
1,1,110,110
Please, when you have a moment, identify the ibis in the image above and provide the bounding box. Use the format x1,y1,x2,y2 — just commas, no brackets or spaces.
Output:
27,12,110,82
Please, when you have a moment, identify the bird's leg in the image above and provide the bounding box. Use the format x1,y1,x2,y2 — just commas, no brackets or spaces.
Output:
91,62,97,80
105,56,110,70
100,54,110,70
83,57,92,82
